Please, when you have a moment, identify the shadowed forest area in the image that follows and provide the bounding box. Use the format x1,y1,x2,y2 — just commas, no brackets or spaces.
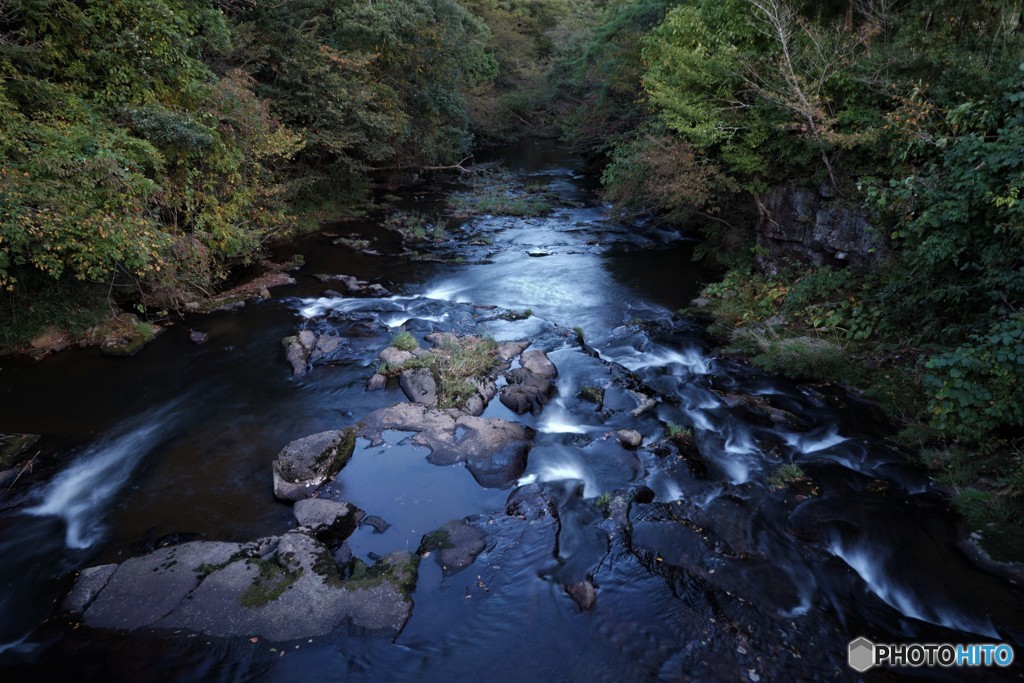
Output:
1,0,1022,573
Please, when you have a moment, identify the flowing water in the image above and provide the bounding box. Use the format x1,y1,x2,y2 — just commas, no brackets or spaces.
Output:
0,140,1021,681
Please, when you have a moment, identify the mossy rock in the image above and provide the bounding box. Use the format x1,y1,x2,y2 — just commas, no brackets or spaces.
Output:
417,528,454,554
237,559,303,608
0,433,41,469
94,314,164,357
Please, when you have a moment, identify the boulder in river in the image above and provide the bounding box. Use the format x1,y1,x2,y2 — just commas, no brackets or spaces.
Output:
499,367,555,415
399,367,438,406
66,530,418,641
418,520,487,575
521,349,557,378
282,330,316,376
378,346,414,367
565,580,596,612
81,313,163,357
293,498,364,537
496,339,531,362
272,429,356,502
358,403,534,488
616,429,643,449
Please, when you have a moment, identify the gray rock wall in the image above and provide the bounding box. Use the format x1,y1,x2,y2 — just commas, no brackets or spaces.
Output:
754,185,887,274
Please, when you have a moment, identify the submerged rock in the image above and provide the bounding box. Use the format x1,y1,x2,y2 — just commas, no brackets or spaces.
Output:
66,530,418,641
366,373,388,391
188,329,209,345
418,520,487,575
360,515,392,534
359,403,534,488
272,429,356,502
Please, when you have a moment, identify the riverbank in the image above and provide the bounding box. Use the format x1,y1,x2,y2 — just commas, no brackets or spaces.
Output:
690,267,1024,565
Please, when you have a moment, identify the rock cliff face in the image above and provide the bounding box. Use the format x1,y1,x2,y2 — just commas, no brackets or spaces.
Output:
754,185,887,274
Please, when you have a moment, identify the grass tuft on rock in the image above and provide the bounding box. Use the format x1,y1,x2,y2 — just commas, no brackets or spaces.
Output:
391,331,419,352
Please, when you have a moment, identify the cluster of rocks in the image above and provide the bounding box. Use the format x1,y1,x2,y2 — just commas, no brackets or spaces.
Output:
367,333,549,419
26,313,165,359
358,402,534,488
315,273,391,298
64,330,566,642
499,349,558,415
281,330,349,376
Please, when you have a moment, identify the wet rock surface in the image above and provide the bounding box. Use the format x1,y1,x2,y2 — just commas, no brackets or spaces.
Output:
358,403,534,488
66,530,418,641
399,368,438,406
293,498,363,536
418,520,486,575
273,429,356,501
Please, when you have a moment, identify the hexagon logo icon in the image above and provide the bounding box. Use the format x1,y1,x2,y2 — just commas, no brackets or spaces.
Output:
848,637,876,672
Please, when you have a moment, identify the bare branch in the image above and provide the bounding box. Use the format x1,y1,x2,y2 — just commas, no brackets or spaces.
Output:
366,155,479,175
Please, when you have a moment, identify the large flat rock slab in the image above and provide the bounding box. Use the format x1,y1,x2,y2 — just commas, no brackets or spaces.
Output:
67,531,418,642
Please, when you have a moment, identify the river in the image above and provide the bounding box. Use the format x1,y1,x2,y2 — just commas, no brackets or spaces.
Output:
0,140,1021,681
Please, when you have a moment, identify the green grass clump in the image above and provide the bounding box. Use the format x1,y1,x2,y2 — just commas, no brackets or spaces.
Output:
767,463,807,488
400,335,500,408
391,331,419,352
664,422,691,438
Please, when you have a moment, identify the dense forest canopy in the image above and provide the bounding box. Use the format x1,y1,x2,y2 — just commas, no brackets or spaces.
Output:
0,0,494,307
1,1,1023,528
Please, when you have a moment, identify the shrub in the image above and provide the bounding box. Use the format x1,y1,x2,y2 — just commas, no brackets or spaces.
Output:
925,315,1024,443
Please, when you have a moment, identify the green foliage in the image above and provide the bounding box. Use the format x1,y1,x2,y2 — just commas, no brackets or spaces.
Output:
391,335,500,409
870,67,1024,344
743,330,853,384
767,463,807,488
462,0,568,141
391,331,419,352
664,422,690,438
550,0,677,153
0,0,498,328
926,315,1024,443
